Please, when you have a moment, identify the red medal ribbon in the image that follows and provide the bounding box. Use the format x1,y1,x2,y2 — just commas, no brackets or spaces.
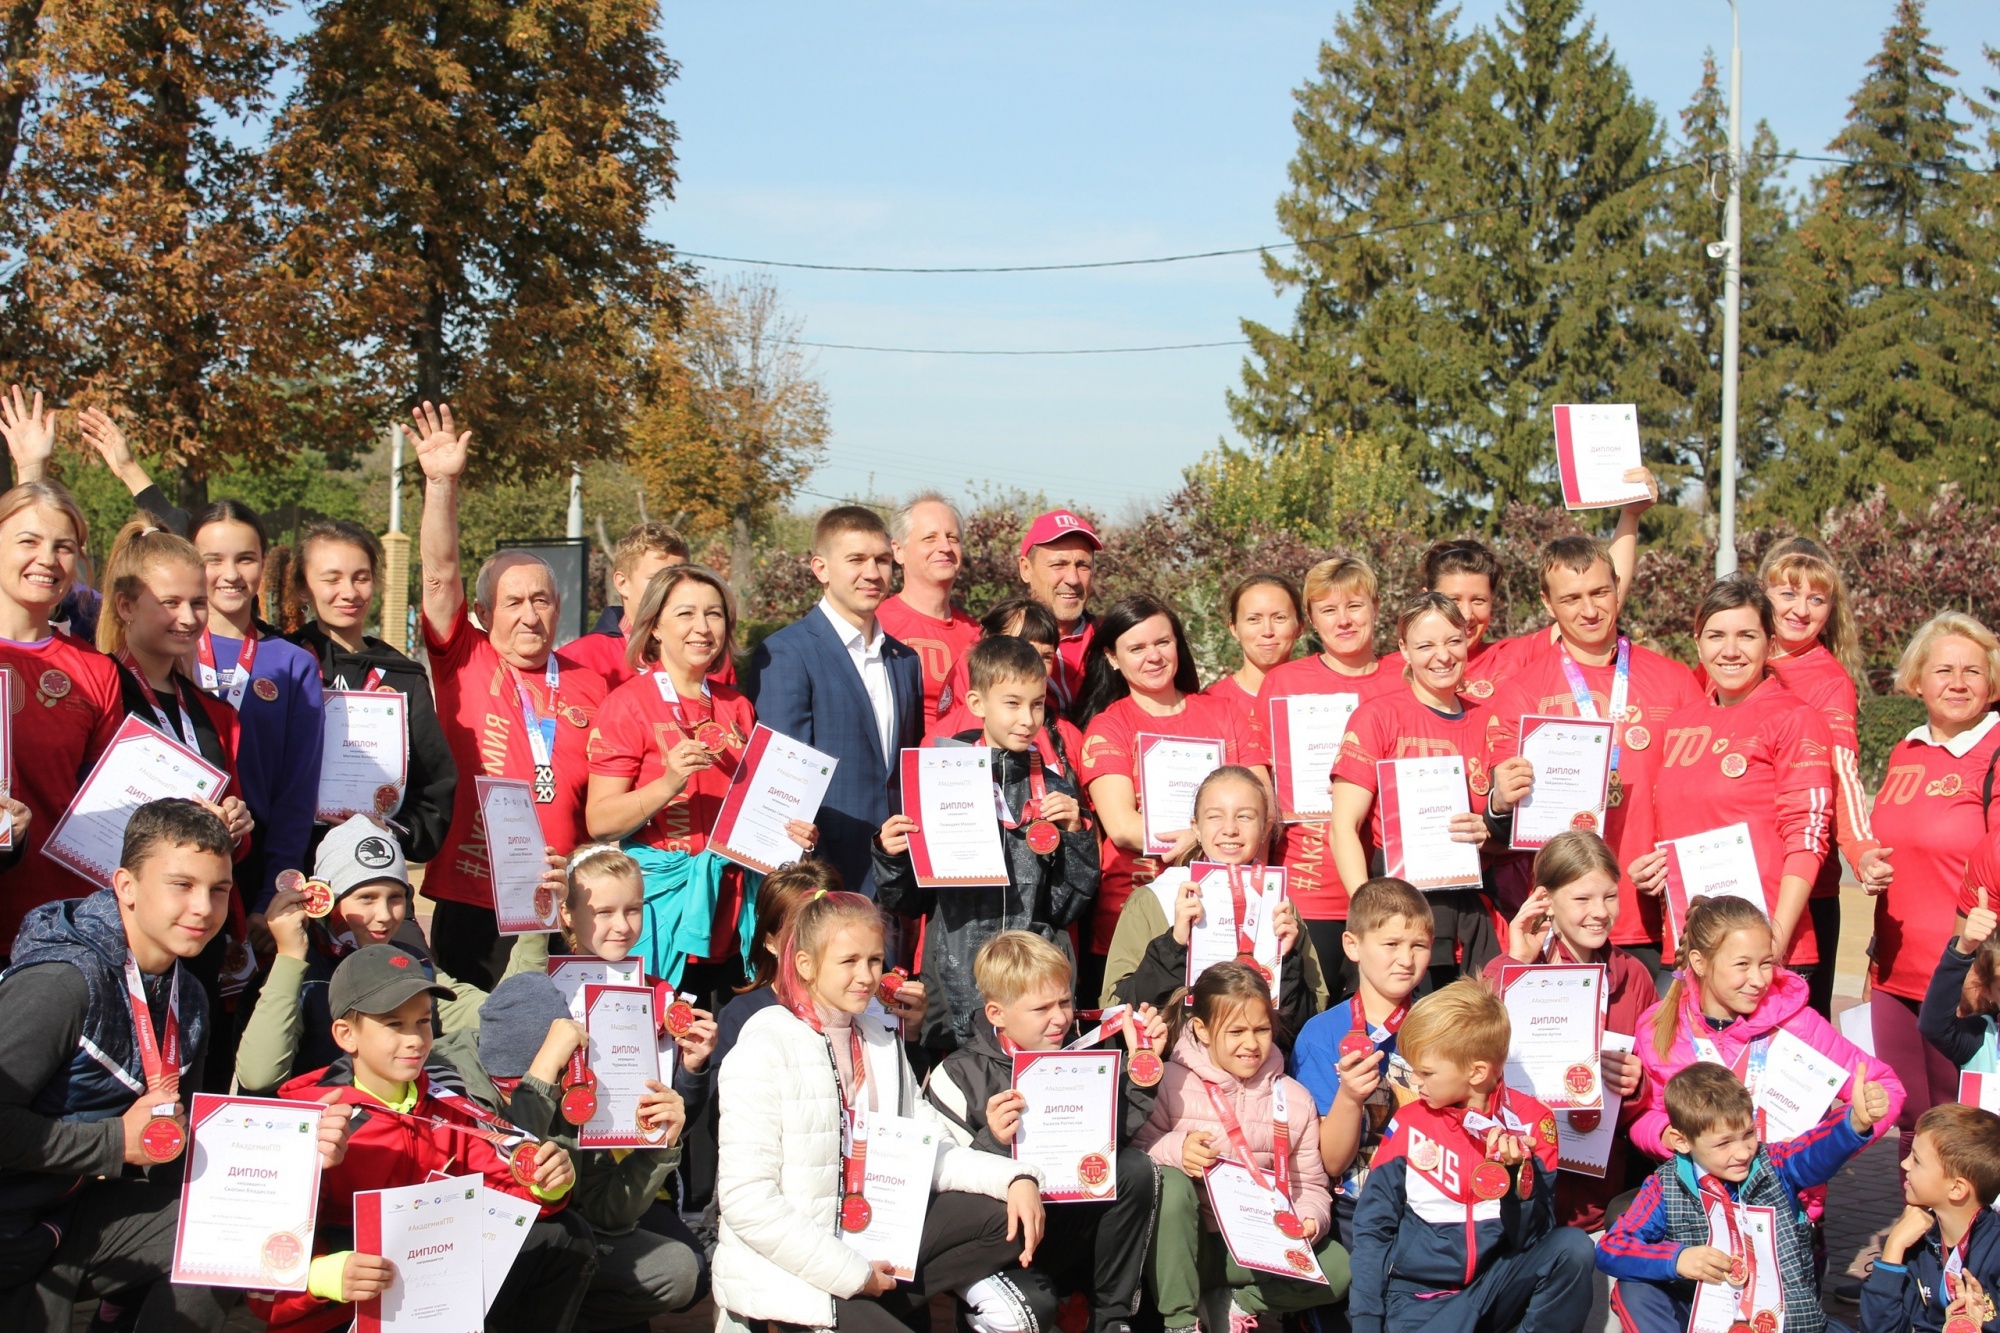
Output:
117,652,200,749
1342,994,1410,1059
123,954,181,1095
994,749,1051,828
1699,1174,1759,1325
1226,863,1268,966
196,625,259,710
1199,1079,1292,1207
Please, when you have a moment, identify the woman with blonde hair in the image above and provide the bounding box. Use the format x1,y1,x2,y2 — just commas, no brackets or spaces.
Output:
1759,536,1872,1017
1865,610,2000,1153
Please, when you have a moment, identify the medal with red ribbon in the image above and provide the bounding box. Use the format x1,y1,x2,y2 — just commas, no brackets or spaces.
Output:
196,626,259,711
559,1047,598,1125
664,991,699,1039
123,955,185,1163
1070,1005,1163,1086
1201,1078,1304,1239
1225,863,1275,985
1339,995,1409,1063
1698,1175,1767,1333
994,748,1061,855
117,652,201,750
793,1003,873,1231
1941,1224,1992,1333
655,674,728,752
425,1082,544,1188
1461,1091,1523,1201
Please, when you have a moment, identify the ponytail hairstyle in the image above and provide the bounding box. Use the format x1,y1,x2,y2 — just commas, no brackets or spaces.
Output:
559,844,644,953
773,891,885,1015
1531,830,1621,895
97,518,203,657
1758,537,1867,696
1650,895,1774,1057
1166,959,1282,1055
291,519,383,633
741,860,846,992
1174,764,1274,868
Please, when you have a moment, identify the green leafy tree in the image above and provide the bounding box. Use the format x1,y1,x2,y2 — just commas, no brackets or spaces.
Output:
1185,431,1419,548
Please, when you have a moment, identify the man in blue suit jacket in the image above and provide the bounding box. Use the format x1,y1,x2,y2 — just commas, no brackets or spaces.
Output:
747,505,924,899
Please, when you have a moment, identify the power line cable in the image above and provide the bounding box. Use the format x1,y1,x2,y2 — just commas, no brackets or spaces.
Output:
798,338,1245,356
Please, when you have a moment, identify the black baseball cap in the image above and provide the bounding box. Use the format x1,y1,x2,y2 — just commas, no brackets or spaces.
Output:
328,943,456,1019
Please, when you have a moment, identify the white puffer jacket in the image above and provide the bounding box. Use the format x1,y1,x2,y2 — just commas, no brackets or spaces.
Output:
713,1003,1040,1328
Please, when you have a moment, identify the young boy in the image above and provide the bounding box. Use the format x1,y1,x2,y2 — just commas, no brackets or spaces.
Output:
1860,1104,2000,1333
1349,979,1593,1333
1291,878,1432,1247
0,800,348,1332
475,973,707,1329
1599,1061,1889,1333
261,945,594,1333
875,635,1100,1051
924,932,1162,1333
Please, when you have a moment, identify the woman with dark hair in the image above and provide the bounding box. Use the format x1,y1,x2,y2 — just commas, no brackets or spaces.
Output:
1630,576,1836,977
80,413,324,941
283,518,458,866
1076,594,1270,1002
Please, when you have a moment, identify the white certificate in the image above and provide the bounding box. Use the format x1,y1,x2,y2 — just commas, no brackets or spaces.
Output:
1205,1159,1327,1284
578,984,674,1149
318,690,408,823
1012,1050,1121,1202
1752,1029,1846,1143
1499,964,1605,1108
1557,1032,1634,1177
1961,1072,2000,1113
170,1094,325,1290
1138,733,1226,856
478,777,555,935
479,1187,539,1314
900,747,1008,887
1510,715,1615,851
1269,694,1358,821
355,1177,486,1333
1553,404,1650,510
546,954,645,1018
1184,862,1285,992
1690,1203,1783,1333
1376,756,1481,891
1659,824,1764,948
43,715,231,889
841,1110,939,1281
708,724,837,875
1837,1002,1876,1056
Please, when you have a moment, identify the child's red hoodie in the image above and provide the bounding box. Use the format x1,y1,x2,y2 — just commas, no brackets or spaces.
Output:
253,1063,565,1333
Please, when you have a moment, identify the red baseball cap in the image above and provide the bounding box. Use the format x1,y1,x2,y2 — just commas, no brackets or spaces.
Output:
1018,508,1103,560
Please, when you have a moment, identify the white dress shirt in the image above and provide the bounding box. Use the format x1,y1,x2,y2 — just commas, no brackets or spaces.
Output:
818,598,895,765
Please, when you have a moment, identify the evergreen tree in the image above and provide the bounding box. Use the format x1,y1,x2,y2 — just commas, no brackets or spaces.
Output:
1762,0,1997,522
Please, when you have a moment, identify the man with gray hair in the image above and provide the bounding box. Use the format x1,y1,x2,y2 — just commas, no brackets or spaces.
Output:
876,490,980,721
411,402,608,990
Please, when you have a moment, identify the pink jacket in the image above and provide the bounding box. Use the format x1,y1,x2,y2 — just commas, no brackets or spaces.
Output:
1629,969,1903,1214
1136,1027,1333,1239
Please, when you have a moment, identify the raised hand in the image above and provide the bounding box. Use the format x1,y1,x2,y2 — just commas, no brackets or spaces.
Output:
410,402,470,484
1273,896,1302,957
1960,887,1998,956
316,1104,356,1168
1847,1060,1890,1134
1171,877,1204,945
1490,756,1534,815
0,385,55,481
1508,887,1555,963
985,1089,1026,1145
1620,466,1660,519
1334,1045,1385,1105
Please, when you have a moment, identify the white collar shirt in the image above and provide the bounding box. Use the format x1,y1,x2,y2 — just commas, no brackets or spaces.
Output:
819,598,895,764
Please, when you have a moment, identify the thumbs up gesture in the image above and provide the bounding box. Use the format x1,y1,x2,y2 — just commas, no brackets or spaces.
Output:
1848,1061,1890,1134
1959,887,1998,956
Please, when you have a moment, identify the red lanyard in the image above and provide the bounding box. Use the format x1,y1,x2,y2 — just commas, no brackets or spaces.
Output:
118,653,199,750
1226,863,1269,964
417,1081,545,1188
993,749,1050,828
1341,995,1409,1059
1202,1078,1303,1234
123,955,186,1163
1699,1174,1759,1317
195,626,258,710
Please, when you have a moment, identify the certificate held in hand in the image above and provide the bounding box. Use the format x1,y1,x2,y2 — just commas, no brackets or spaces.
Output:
1204,1160,1327,1284
1657,823,1764,948
1184,862,1286,992
1510,715,1615,852
578,984,674,1149
1012,1050,1121,1202
354,1178,486,1333
318,690,408,823
708,724,837,875
1268,694,1358,822
43,715,231,889
1498,964,1605,1109
171,1094,326,1291
1137,733,1226,857
1376,756,1481,891
900,747,1009,887
1552,404,1651,511
478,777,555,935
840,1110,939,1281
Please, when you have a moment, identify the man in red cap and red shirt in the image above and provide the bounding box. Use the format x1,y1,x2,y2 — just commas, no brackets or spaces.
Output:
1016,508,1102,719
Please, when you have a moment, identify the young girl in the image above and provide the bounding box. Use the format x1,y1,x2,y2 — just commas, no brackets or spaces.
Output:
714,892,1050,1333
1630,895,1903,1189
1202,572,1303,722
1102,766,1326,1031
282,518,456,867
1136,961,1349,1333
1916,889,2000,1078
1481,831,1656,1230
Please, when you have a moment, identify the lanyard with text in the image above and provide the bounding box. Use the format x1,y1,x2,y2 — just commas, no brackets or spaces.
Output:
334,665,387,692
1069,1005,1162,1085
654,674,726,750
1228,864,1273,983
995,749,1061,855
794,1004,873,1231
195,626,259,710
123,955,185,1163
1202,1078,1304,1237
1340,995,1409,1061
1558,635,1629,801
1698,1174,1762,1326
428,1081,547,1187
1940,1228,1994,1331
118,653,200,751
1462,1087,1528,1200
511,658,563,804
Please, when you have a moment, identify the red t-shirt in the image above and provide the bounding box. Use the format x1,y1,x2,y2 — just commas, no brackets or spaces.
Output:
559,628,739,692
587,673,757,959
1379,631,1526,707
1050,615,1096,714
1254,655,1405,919
422,606,608,908
1769,644,1869,898
1199,673,1258,727
0,632,125,941
1482,639,1703,946
1077,692,1270,951
1649,675,1835,967
1881,716,2000,999
1332,688,1492,850
876,594,981,722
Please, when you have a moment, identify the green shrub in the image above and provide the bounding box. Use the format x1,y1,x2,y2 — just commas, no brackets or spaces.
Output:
1857,694,1927,790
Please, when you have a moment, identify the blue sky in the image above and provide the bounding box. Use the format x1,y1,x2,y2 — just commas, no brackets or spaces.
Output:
656,1,1993,518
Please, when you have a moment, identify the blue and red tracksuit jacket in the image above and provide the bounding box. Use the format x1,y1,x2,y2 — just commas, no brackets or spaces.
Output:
1349,1086,1563,1333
